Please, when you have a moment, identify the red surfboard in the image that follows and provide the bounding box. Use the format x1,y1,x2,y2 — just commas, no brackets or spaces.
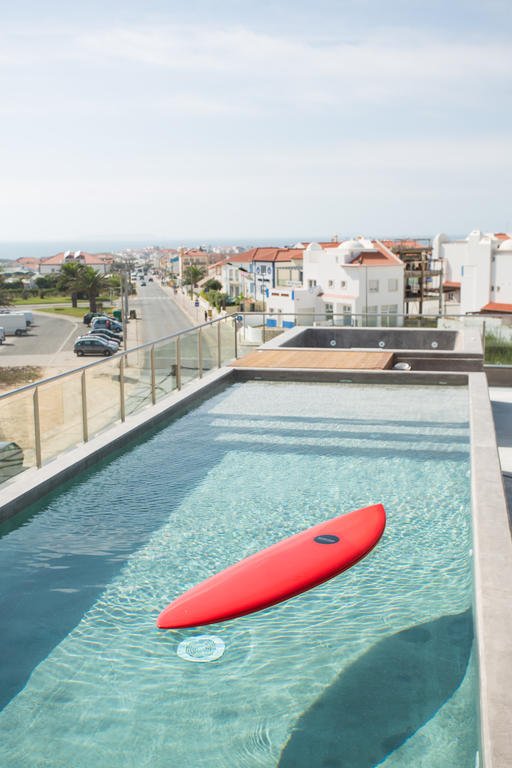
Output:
157,504,386,629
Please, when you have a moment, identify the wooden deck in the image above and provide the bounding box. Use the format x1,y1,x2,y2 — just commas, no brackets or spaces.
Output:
230,349,394,370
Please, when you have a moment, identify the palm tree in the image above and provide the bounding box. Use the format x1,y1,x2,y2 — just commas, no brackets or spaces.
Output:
71,266,111,312
56,262,81,307
183,265,206,298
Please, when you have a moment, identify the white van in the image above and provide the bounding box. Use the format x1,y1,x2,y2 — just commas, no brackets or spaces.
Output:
0,309,33,325
0,313,29,336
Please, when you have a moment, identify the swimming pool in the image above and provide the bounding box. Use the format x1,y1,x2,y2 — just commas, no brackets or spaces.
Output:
0,380,476,767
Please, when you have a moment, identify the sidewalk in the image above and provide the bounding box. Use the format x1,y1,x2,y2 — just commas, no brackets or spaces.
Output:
489,386,512,522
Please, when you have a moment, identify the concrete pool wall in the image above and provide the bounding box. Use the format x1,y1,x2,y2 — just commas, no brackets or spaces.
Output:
1,364,511,767
266,326,484,372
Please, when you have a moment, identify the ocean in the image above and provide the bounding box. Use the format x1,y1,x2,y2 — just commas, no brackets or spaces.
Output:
0,238,317,261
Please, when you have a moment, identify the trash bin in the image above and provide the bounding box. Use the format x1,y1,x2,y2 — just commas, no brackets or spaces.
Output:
129,309,137,319
113,309,122,321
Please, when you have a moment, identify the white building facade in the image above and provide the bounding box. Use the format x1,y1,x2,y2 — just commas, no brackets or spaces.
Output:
265,238,405,325
434,231,512,314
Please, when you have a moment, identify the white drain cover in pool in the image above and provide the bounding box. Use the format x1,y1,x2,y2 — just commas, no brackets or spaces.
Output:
177,635,226,662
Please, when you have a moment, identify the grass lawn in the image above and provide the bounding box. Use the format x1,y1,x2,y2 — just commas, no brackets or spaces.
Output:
12,295,112,305
37,306,115,320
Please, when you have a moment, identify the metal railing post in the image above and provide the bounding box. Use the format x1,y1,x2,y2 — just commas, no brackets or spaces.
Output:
199,327,203,378
217,321,221,368
119,356,126,422
33,386,42,468
234,315,238,359
81,370,89,443
151,345,156,404
177,336,182,390
482,320,486,360
263,314,266,343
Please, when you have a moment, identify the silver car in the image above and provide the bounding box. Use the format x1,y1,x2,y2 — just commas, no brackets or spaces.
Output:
74,337,119,357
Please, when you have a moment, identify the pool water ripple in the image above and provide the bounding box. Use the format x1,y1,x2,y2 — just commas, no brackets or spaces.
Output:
0,382,475,767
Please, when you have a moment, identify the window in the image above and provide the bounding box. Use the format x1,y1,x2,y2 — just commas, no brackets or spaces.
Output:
368,280,379,292
340,280,346,288
381,304,398,313
308,279,317,288
388,278,398,292
341,304,352,313
328,280,334,288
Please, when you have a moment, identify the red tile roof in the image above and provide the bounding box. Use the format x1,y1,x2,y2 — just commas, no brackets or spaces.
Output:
14,257,40,267
42,251,114,266
494,233,510,241
443,281,461,288
481,302,512,313
380,238,428,250
229,247,303,263
347,248,403,267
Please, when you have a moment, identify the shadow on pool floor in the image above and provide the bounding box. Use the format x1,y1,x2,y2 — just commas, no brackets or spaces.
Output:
277,610,474,768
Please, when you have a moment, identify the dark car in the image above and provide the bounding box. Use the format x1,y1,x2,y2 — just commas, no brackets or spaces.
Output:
0,441,24,480
140,281,147,286
87,328,123,344
74,337,118,357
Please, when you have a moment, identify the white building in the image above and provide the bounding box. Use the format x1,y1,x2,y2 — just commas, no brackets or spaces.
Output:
434,231,512,314
39,251,114,275
266,238,405,325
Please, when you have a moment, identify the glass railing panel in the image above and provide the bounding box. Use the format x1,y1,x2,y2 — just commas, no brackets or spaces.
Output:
220,317,236,366
180,329,200,386
37,373,83,464
0,388,36,483
123,346,152,417
84,357,122,438
153,338,178,401
201,323,219,373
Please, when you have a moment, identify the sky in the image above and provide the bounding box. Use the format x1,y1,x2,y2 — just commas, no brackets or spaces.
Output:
1,0,511,242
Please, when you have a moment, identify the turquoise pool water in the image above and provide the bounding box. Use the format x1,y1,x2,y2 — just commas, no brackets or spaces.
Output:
0,381,476,767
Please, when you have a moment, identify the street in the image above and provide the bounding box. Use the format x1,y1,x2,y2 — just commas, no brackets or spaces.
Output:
129,280,193,345
0,283,195,383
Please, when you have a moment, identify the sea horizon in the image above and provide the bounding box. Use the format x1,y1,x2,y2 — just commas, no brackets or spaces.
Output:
0,234,438,261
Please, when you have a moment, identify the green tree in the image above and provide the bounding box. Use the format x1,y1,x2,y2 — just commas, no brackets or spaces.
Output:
56,262,82,307
0,269,12,307
204,278,222,293
183,265,206,298
71,267,112,312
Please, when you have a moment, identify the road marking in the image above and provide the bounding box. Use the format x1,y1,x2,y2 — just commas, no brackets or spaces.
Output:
55,319,81,354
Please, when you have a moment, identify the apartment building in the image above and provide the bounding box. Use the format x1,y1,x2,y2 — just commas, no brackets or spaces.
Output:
38,251,114,275
266,238,405,324
434,230,512,314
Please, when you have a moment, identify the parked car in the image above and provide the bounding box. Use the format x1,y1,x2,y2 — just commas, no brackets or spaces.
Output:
140,281,147,287
87,328,123,344
0,441,24,480
81,333,120,351
91,317,123,333
83,312,109,326
0,327,5,344
148,277,153,282
74,337,119,357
